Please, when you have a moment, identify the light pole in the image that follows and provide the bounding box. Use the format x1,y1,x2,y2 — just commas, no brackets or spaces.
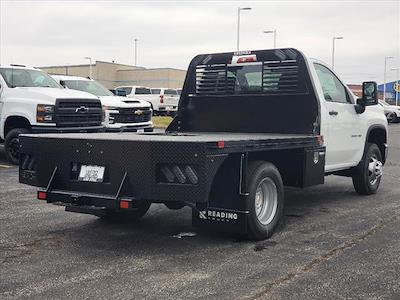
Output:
263,29,277,48
391,67,399,106
134,38,138,66
237,7,251,51
383,56,394,101
331,36,343,70
84,57,92,78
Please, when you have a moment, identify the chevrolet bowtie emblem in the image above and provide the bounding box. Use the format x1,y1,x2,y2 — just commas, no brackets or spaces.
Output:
134,110,143,115
75,106,89,113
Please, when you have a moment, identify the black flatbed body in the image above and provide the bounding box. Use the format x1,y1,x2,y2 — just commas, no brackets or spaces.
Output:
19,131,322,204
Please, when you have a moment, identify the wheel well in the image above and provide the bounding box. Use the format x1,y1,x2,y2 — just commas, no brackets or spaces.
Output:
248,149,306,187
367,127,387,163
4,116,31,137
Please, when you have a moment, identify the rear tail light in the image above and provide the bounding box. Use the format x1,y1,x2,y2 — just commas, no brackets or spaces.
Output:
160,95,164,103
217,141,225,149
236,56,257,63
37,191,47,200
119,200,131,209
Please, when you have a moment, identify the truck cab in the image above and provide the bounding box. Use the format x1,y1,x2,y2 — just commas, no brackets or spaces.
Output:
308,59,387,172
0,65,103,164
52,75,153,132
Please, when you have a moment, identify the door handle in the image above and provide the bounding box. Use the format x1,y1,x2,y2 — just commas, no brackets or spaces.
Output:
329,110,338,116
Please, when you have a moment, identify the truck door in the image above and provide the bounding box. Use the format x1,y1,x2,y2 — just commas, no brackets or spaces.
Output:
313,63,363,169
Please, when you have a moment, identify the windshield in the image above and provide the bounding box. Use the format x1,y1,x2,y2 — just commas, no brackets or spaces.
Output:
164,89,178,95
0,68,61,88
63,80,113,96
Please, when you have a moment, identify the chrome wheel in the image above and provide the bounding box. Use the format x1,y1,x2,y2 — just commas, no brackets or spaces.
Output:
368,155,383,185
255,177,278,225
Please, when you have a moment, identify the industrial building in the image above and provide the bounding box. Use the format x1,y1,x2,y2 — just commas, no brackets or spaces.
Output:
39,61,186,89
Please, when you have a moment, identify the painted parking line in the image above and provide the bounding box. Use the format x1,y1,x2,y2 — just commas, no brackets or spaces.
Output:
0,164,12,168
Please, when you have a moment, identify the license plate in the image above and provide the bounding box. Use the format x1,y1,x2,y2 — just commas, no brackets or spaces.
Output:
78,165,105,182
137,129,145,133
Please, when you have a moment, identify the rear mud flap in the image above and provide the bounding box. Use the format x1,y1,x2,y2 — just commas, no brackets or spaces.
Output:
192,207,249,234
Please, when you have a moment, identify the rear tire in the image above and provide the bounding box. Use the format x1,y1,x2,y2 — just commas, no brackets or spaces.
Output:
4,128,30,165
244,161,284,240
101,201,151,221
352,143,383,195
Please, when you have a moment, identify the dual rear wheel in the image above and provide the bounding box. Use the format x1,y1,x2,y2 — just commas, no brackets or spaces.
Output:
244,161,284,240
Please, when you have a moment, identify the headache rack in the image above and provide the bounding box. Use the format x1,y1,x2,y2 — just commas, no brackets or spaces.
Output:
195,51,308,96
168,48,318,135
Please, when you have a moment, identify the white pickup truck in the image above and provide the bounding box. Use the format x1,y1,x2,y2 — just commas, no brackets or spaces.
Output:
52,76,153,132
19,49,389,240
150,88,179,116
0,65,103,164
115,85,177,116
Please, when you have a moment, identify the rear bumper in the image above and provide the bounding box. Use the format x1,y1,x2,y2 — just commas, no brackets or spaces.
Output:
105,125,154,132
158,106,178,112
39,189,141,216
31,125,104,134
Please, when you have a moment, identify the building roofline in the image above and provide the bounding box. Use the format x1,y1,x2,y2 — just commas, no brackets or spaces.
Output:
37,60,145,69
117,67,186,72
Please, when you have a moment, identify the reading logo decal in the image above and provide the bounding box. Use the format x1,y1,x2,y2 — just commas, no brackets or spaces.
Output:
199,210,238,222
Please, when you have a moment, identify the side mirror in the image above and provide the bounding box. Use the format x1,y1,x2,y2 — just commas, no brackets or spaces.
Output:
361,81,378,106
59,80,66,88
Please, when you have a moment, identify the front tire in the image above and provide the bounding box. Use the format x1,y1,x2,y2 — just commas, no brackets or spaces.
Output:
388,113,397,123
4,128,30,165
352,143,383,195
245,161,284,240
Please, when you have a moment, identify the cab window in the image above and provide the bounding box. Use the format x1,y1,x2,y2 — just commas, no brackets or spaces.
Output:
314,63,350,104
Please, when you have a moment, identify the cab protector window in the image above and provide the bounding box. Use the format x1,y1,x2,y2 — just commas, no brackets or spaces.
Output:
313,63,349,103
195,60,304,95
116,87,132,95
164,89,178,95
135,87,151,94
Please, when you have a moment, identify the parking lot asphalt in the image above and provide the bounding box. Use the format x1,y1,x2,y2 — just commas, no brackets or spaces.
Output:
1,125,399,299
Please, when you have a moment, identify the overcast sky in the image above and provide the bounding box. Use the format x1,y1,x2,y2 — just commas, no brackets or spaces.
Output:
0,0,399,84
